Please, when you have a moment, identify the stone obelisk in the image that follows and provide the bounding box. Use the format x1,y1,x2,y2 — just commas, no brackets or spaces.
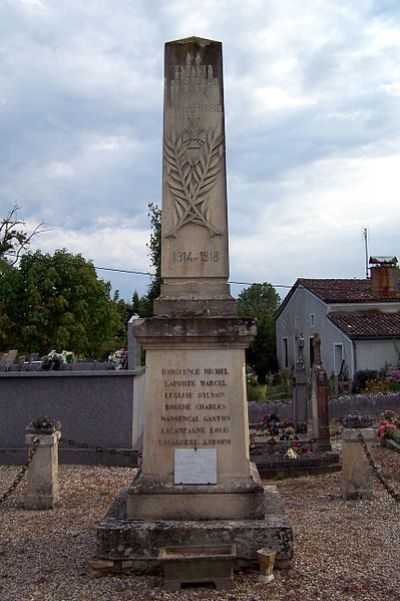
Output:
128,37,265,520
154,36,235,317
94,39,293,576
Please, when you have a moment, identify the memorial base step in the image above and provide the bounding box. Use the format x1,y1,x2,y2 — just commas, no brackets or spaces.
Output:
91,485,293,576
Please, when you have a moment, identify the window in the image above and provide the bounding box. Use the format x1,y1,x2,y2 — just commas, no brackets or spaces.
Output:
294,316,298,330
282,338,289,369
310,313,315,327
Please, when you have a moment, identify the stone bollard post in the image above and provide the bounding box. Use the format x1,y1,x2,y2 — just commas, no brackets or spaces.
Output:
311,335,331,451
341,414,374,500
24,417,61,510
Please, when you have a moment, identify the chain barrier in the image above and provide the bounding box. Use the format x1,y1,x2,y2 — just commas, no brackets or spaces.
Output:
357,430,400,503
0,424,140,506
0,438,40,505
60,435,141,460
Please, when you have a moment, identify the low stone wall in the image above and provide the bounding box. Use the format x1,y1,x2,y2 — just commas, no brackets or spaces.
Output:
3,372,399,466
248,392,400,425
327,392,400,420
0,369,145,466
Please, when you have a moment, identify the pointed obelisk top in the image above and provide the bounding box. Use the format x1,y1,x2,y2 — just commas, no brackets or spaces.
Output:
167,36,220,44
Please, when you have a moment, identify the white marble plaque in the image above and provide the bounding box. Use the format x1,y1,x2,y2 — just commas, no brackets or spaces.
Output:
174,448,217,485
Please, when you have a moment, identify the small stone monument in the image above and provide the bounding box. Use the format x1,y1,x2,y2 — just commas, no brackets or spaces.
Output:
292,333,307,433
94,37,293,579
341,414,374,500
311,334,331,452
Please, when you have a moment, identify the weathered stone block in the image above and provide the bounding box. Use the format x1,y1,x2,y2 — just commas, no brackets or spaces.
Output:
341,427,375,500
159,544,235,590
94,486,293,575
24,431,61,510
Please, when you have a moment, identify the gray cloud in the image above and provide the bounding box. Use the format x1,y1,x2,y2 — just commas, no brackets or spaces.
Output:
1,0,399,298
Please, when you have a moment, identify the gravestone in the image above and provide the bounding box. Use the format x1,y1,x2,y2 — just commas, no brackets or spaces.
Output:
311,334,331,451
292,333,308,432
93,37,293,576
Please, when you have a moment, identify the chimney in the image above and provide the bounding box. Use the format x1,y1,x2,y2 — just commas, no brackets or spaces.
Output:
369,256,400,297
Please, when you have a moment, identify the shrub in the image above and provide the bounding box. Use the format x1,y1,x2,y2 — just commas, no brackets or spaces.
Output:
353,370,378,393
247,384,267,402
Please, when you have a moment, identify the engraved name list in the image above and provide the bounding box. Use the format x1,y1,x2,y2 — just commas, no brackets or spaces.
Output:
159,366,232,447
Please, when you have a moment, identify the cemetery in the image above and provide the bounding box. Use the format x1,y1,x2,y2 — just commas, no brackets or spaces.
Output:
1,36,400,600
1,430,400,599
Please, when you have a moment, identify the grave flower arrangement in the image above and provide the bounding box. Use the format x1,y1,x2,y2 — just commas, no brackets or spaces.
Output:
109,348,128,370
61,350,74,364
376,410,400,440
42,349,74,370
259,412,280,436
285,447,298,459
280,426,296,441
290,442,311,455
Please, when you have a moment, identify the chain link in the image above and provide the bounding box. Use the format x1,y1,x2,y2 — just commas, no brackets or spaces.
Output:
0,438,40,505
357,431,400,502
59,436,141,460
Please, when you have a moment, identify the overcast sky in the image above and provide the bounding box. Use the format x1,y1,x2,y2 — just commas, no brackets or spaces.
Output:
1,0,399,301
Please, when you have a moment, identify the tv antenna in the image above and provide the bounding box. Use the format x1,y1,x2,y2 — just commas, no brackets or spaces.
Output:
363,227,369,279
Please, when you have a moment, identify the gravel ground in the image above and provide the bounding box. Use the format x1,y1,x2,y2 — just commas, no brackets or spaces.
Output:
1,437,400,601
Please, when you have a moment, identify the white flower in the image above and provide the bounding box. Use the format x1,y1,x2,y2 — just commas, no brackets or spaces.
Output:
285,448,298,460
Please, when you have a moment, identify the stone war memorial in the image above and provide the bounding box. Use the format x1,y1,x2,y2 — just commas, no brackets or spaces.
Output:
93,37,293,582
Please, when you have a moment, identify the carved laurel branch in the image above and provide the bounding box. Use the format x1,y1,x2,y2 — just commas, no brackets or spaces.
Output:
164,127,224,237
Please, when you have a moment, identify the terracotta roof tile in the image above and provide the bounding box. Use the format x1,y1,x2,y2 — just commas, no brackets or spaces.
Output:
298,278,400,303
328,311,400,338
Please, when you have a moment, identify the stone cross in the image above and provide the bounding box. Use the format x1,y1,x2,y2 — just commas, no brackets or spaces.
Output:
311,334,331,451
297,333,304,364
313,333,321,363
292,333,307,432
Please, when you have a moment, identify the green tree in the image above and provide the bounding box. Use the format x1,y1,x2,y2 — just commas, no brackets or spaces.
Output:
0,249,126,357
112,289,134,330
134,202,162,317
237,282,280,381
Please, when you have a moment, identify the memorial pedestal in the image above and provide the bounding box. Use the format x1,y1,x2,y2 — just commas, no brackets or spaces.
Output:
93,316,294,573
127,315,265,521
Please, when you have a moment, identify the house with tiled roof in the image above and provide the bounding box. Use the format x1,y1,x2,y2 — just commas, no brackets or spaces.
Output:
275,258,400,380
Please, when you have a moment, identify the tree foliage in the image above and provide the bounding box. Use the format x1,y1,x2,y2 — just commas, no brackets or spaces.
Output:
237,282,280,381
0,249,126,357
133,202,162,317
0,204,48,274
